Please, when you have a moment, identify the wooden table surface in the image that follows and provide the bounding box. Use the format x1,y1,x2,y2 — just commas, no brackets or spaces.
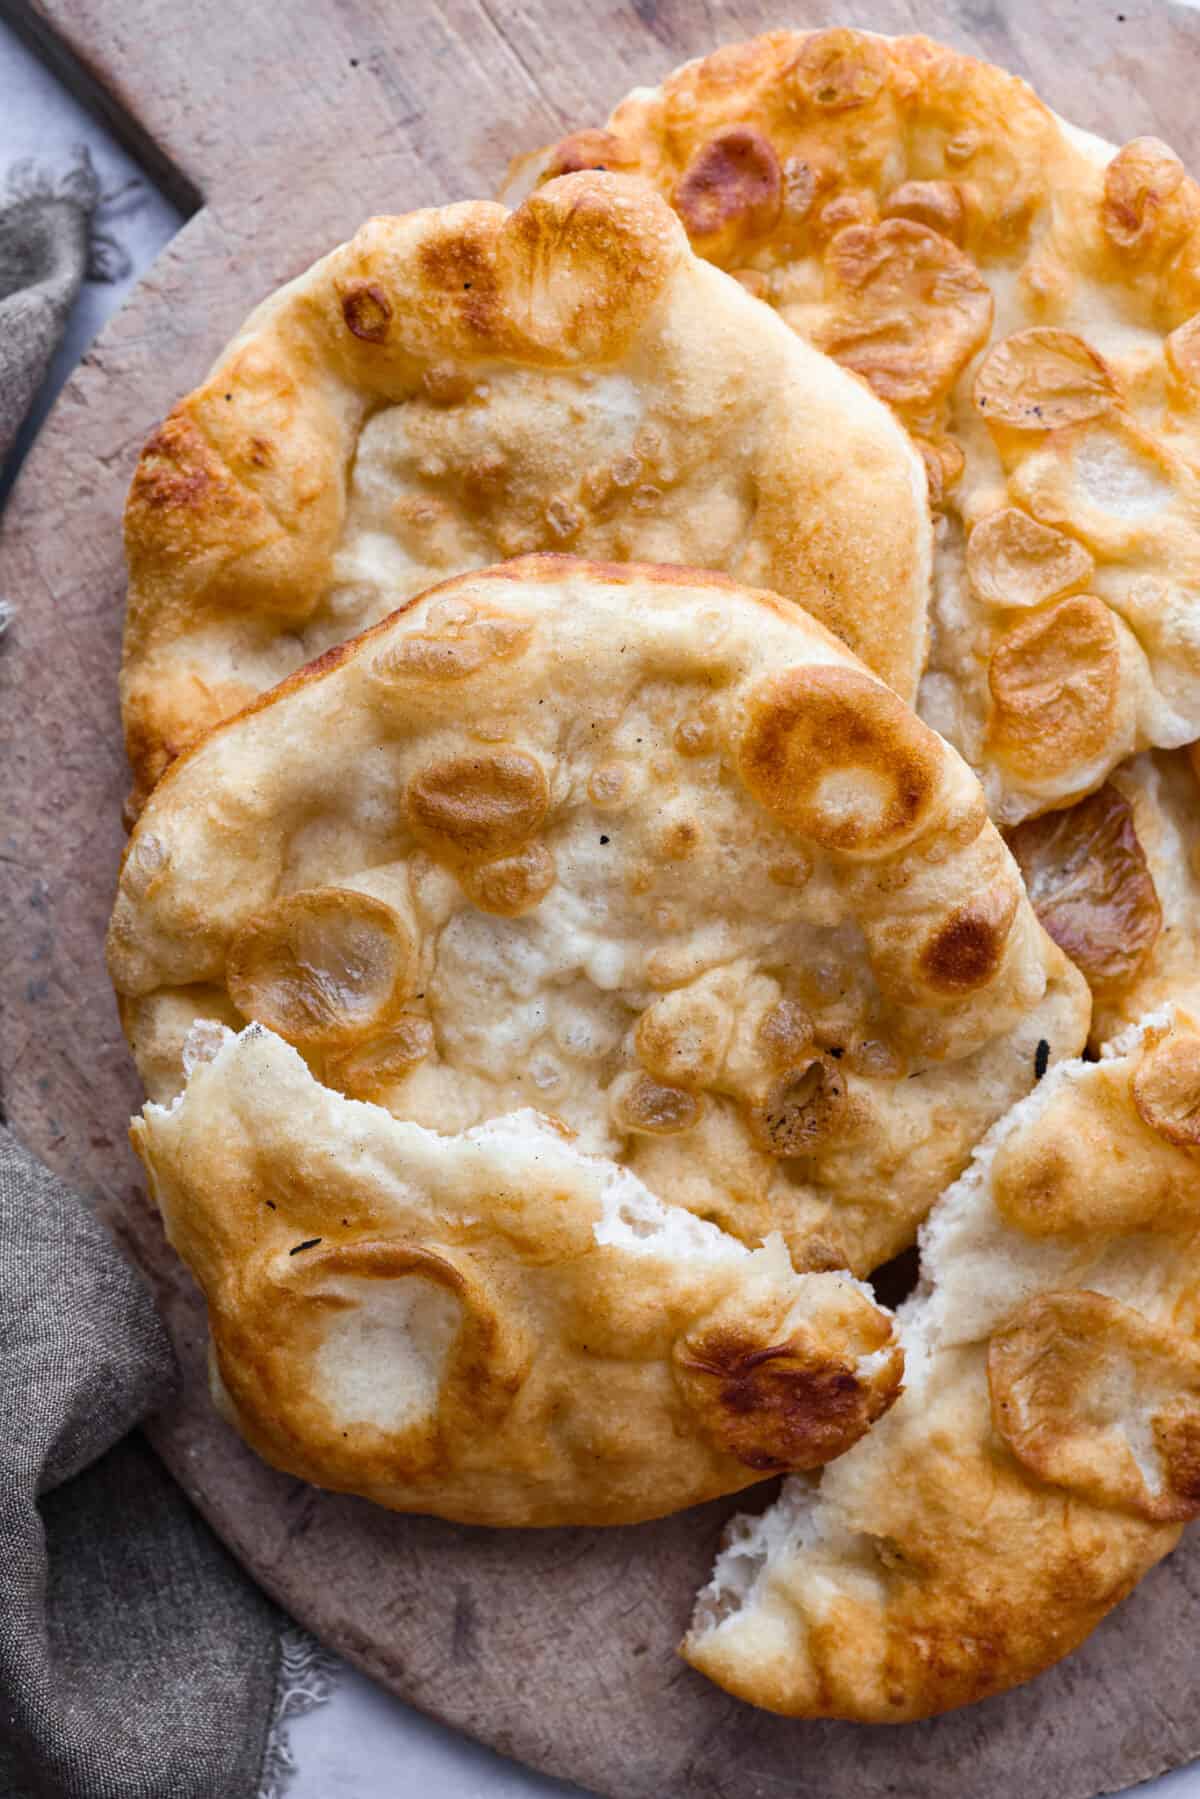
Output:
5,3,1200,1794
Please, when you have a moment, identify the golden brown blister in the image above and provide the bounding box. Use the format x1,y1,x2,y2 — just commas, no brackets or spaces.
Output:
107,558,1087,1279
989,1290,1200,1524
511,32,1200,821
131,1023,902,1526
121,170,930,811
225,888,417,1048
1009,748,1200,1046
684,1010,1200,1719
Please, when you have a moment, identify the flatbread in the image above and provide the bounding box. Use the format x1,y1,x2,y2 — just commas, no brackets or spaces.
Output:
131,1022,901,1526
510,32,1200,823
107,557,1088,1279
120,168,930,811
684,1008,1200,1718
1009,748,1200,1047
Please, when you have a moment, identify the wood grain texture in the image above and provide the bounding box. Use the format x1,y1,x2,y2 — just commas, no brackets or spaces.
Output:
4,2,1200,1793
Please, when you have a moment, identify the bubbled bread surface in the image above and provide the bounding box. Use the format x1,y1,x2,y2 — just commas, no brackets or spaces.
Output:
109,557,1087,1277
120,169,930,809
517,33,1200,822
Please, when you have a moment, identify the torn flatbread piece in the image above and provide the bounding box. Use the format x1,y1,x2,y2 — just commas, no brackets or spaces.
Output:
685,1009,1200,1718
132,1023,902,1526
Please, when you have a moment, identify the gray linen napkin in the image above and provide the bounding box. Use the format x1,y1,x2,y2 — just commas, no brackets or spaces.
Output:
0,157,303,1798
0,153,95,458
0,1133,282,1798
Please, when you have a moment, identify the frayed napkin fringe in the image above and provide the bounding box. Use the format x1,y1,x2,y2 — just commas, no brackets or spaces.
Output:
2,144,146,286
2,144,99,214
257,1623,341,1798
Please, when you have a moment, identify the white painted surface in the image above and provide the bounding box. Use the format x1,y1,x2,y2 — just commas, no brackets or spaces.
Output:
4,14,1200,1796
286,1663,581,1798
0,15,179,497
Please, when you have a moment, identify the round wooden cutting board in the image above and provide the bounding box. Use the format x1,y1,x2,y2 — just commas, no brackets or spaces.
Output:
6,3,1200,1794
